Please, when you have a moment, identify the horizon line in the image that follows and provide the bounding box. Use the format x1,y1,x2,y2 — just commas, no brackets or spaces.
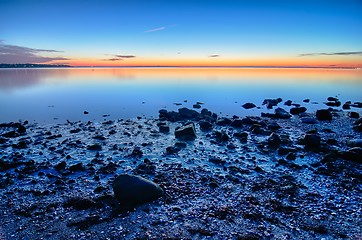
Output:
0,63,360,70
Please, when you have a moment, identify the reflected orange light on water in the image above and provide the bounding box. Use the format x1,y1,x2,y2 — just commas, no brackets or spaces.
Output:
40,67,362,84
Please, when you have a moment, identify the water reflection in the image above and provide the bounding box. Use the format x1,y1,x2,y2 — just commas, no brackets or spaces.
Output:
0,68,361,122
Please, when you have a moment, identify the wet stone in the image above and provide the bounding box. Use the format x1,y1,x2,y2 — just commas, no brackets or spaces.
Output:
349,112,360,119
242,103,256,109
113,174,163,210
87,144,102,151
175,123,197,140
316,109,332,121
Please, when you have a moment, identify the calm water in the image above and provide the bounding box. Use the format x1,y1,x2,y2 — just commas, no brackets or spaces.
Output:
0,67,361,123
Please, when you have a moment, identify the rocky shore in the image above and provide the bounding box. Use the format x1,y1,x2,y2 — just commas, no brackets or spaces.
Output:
1,97,362,239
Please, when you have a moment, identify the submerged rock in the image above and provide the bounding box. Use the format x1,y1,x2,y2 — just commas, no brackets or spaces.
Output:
113,174,163,209
175,123,197,140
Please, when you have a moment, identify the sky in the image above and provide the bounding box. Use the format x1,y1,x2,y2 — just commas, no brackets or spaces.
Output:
0,0,361,67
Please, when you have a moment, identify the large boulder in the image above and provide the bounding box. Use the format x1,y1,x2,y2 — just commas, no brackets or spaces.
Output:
113,174,163,210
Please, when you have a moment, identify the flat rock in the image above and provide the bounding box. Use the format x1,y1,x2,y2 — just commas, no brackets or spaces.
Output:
242,103,256,109
113,174,163,209
175,123,197,140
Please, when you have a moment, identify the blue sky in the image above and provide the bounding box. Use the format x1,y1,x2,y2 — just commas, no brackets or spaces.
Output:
0,0,361,67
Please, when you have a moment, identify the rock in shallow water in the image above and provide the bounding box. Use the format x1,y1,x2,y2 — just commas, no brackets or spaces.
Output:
316,109,332,121
113,174,163,210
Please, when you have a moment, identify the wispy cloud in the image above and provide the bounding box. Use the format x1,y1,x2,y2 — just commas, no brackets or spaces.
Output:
209,54,220,58
0,41,68,63
299,51,362,57
145,26,166,33
103,54,136,61
145,24,177,33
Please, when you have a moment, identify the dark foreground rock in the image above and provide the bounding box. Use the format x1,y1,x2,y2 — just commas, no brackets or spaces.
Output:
113,174,163,210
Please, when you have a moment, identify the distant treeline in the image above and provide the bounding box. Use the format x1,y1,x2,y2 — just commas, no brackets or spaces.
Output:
0,63,71,68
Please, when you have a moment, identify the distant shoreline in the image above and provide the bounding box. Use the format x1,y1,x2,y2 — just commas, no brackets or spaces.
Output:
0,63,359,70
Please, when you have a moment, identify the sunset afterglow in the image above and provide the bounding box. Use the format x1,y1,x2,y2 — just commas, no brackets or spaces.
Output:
1,0,361,68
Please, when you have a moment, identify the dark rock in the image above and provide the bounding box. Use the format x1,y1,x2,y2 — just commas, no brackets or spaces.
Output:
354,123,362,132
351,102,362,108
70,128,81,134
325,101,341,107
0,137,8,144
349,112,360,119
64,196,96,210
303,99,310,103
87,144,102,151
84,111,89,114
199,121,213,131
159,124,170,133
17,124,26,134
290,107,307,115
175,123,197,140
284,100,292,106
227,143,237,149
216,117,232,126
268,132,281,146
326,138,338,145
55,161,67,171
12,141,28,149
242,103,256,109
69,163,85,171
67,215,101,229
174,142,187,148
342,103,351,109
303,134,321,148
241,117,259,125
268,122,281,130
286,152,297,160
213,131,229,142
340,147,362,163
300,117,317,124
327,97,338,102
347,139,362,148
93,135,106,140
230,119,243,128
134,160,156,175
129,147,143,158
209,157,226,165
263,98,282,109
165,146,181,155
234,132,248,143
275,107,291,119
2,130,18,138
178,107,199,119
113,174,163,210
193,104,201,109
278,147,297,155
316,109,332,121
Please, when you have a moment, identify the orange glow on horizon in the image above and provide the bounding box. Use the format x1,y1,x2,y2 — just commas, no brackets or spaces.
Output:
50,56,362,69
